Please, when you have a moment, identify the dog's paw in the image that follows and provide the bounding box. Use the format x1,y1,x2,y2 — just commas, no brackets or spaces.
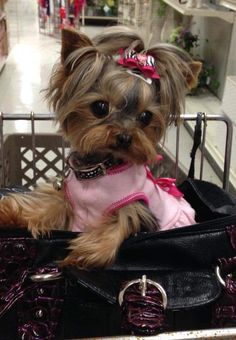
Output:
60,247,116,269
27,220,51,238
60,233,118,269
0,197,26,227
60,252,89,268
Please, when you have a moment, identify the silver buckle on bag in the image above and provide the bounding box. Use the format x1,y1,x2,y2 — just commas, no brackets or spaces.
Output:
118,274,167,309
30,271,62,282
215,266,226,287
215,265,234,287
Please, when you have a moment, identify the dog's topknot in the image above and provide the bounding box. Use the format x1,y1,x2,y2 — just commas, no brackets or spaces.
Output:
92,25,145,54
46,26,201,135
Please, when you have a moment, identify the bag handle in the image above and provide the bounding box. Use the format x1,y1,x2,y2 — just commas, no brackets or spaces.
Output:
188,112,204,179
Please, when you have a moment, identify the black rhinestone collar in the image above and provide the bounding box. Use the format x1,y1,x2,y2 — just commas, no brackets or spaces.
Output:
67,154,123,180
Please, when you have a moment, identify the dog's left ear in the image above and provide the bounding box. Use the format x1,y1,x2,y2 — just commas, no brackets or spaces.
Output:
61,28,93,63
186,61,202,89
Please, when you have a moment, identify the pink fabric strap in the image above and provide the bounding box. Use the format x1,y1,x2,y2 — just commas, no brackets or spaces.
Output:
146,169,183,198
65,163,196,232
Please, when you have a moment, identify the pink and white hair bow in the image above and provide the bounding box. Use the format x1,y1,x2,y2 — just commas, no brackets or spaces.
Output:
117,48,160,82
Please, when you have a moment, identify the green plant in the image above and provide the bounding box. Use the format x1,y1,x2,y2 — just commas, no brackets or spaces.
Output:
168,26,199,53
100,0,118,15
197,61,220,92
156,0,167,17
98,0,117,7
168,26,220,93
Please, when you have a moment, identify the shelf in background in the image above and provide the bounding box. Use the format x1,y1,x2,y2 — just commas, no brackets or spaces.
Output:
220,0,236,11
163,0,235,23
80,4,118,25
82,15,118,20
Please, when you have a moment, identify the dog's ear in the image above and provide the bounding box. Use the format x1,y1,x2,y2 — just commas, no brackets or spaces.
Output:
186,61,202,89
61,28,93,63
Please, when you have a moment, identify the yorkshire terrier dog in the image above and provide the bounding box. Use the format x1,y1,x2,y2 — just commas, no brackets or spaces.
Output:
0,26,201,268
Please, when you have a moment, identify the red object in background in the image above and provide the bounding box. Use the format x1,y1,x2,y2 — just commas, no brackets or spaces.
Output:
39,0,50,16
59,6,67,28
60,6,66,19
58,0,86,29
38,0,46,7
74,0,86,17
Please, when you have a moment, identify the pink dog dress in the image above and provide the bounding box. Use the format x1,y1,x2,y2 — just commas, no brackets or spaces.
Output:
64,163,196,232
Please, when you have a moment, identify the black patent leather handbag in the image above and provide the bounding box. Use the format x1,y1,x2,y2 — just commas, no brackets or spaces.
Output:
1,178,236,339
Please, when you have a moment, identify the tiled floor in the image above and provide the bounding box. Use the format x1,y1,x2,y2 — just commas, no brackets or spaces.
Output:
0,0,234,191
0,0,105,115
0,0,105,136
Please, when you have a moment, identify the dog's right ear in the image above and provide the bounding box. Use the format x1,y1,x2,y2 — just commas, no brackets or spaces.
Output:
61,28,93,63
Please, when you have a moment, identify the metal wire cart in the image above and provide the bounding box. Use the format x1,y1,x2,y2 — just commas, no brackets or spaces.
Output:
0,111,233,191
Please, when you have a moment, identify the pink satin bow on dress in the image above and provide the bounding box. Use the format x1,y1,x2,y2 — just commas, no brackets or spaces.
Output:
146,169,183,198
117,48,160,79
155,178,183,198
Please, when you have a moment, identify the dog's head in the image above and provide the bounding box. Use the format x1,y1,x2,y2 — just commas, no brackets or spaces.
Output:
47,26,201,165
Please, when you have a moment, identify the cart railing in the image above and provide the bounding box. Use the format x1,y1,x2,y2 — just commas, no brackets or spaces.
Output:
0,111,233,191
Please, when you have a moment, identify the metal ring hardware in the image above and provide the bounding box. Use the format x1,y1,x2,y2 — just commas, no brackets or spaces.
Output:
118,275,167,309
215,266,226,287
53,176,64,191
30,272,62,282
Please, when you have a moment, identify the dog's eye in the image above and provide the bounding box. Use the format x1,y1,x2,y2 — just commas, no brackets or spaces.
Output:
90,101,109,118
137,111,153,126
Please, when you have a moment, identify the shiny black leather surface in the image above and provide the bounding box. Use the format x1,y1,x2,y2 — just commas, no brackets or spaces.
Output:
179,178,236,221
67,268,221,309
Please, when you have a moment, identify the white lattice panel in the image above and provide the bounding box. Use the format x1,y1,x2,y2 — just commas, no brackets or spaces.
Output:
2,134,70,189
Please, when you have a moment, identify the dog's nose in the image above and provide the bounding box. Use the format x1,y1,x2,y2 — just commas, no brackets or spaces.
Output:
116,133,132,149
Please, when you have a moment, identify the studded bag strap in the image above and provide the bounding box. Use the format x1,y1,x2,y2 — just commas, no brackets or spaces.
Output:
0,238,37,318
0,238,64,339
17,266,64,340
